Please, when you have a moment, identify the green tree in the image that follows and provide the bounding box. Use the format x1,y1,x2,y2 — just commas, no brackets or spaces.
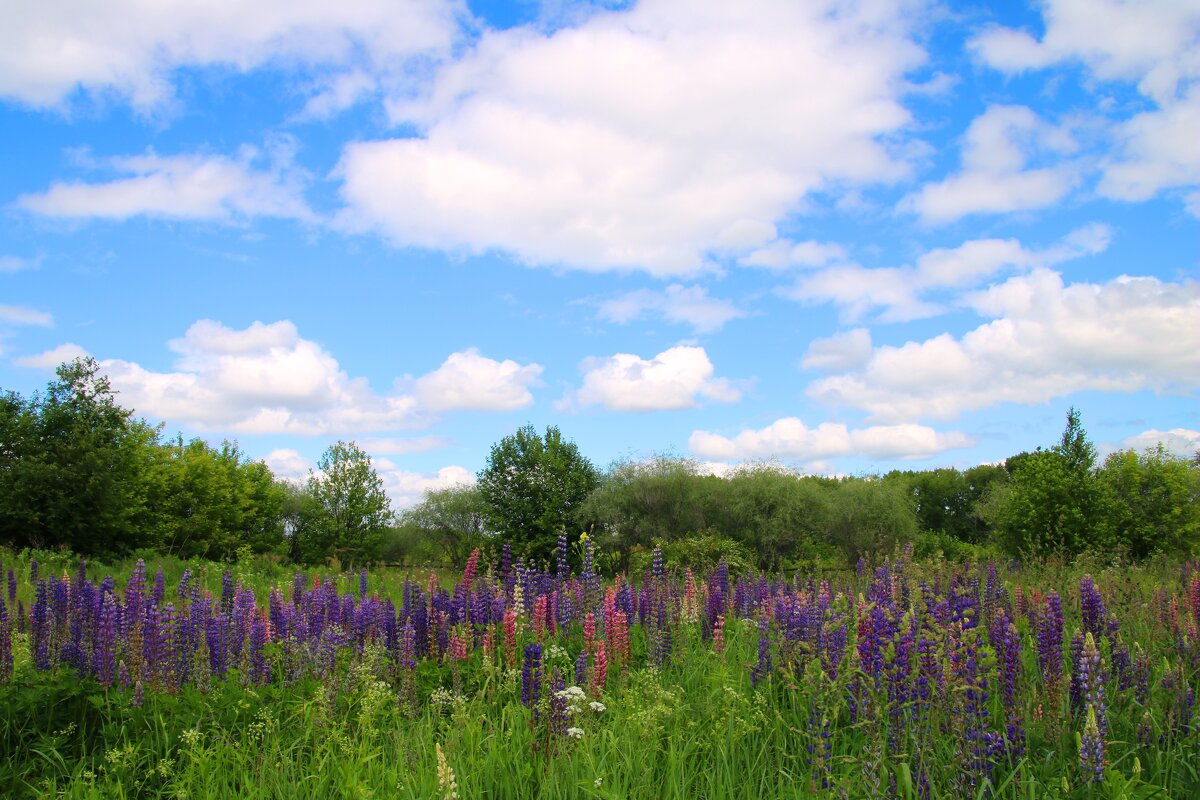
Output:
292,441,391,566
477,425,599,562
984,408,1111,557
1099,445,1200,558
0,358,161,554
151,437,285,560
399,484,489,566
825,477,918,563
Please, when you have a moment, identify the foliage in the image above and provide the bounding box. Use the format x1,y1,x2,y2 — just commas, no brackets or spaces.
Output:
1099,444,1200,558
399,484,489,566
477,425,599,562
824,476,919,562
150,437,286,560
291,441,391,567
984,408,1113,558
627,531,755,577
0,358,162,554
885,464,1006,544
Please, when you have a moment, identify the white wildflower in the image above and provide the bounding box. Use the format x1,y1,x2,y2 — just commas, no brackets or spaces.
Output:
589,701,606,713
566,727,585,739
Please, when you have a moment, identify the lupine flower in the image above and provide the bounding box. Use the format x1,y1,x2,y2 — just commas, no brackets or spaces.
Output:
651,547,665,580
132,680,145,707
435,743,459,800
521,643,543,709
556,533,570,582
1080,576,1105,639
592,641,607,696
713,614,725,655
1080,704,1105,782
752,617,771,687
0,598,12,682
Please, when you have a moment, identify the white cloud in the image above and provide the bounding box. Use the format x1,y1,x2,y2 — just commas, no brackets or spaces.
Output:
19,145,314,222
970,1,1200,212
596,284,745,334
808,269,1200,421
413,348,542,412
1099,89,1200,202
566,345,741,412
0,305,53,327
902,105,1079,224
802,329,873,372
383,465,475,509
264,448,313,480
335,0,922,275
781,224,1109,322
14,342,90,369
100,319,539,435
0,0,463,111
1115,428,1200,459
969,0,1200,104
739,239,848,270
689,418,974,462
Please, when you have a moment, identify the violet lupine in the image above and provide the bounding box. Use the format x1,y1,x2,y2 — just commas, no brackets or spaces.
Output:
651,547,665,581
574,649,588,686
752,617,771,687
0,598,11,682
993,612,1024,759
152,567,166,607
1080,575,1105,639
522,642,543,710
1077,632,1107,740
556,533,570,582
92,593,117,687
1080,705,1105,782
7,568,15,603
1037,592,1065,700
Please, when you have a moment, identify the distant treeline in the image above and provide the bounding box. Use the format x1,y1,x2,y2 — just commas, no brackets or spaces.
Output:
3,359,1198,569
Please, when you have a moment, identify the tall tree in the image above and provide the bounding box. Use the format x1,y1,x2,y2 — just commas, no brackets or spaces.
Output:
477,425,599,562
400,484,488,566
292,441,391,566
0,358,161,554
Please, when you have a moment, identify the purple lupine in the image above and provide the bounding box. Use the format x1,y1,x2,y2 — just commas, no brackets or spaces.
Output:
124,561,146,636
249,613,269,684
1077,633,1107,739
574,649,588,687
651,547,665,580
1080,705,1105,782
7,568,15,603
752,617,771,687
92,593,117,687
993,612,1024,759
152,567,166,607
220,571,235,614
1037,592,1064,693
177,569,192,601
29,559,38,585
522,642,543,709
359,569,369,599
0,598,12,681
131,680,144,708
1080,576,1105,639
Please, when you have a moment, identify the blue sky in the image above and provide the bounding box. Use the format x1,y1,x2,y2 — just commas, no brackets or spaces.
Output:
1,0,1197,506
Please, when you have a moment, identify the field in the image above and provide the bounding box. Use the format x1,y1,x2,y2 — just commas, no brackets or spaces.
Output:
1,543,1198,799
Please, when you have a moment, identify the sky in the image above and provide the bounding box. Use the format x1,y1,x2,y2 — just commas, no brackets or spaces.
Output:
1,0,1197,507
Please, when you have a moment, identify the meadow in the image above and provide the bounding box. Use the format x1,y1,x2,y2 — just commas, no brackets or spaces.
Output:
1,541,1198,799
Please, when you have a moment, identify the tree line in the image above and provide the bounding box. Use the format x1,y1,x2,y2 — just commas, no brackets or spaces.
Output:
2,359,1198,569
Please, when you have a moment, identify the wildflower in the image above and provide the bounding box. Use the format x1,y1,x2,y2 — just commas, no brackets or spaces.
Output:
435,743,459,800
588,701,606,713
521,643,543,709
132,680,145,708
566,727,584,739
1080,705,1105,782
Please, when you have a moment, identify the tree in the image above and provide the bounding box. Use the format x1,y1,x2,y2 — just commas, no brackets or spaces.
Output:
477,425,599,562
0,358,161,554
400,484,489,566
1099,445,1200,558
984,408,1112,557
292,441,391,566
151,437,286,560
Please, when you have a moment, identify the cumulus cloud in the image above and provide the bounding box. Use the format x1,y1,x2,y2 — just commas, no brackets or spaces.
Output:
564,345,741,412
807,269,1200,421
383,465,475,509
596,284,745,334
335,0,921,275
781,224,1107,322
970,0,1200,212
14,342,90,369
413,348,542,412
0,0,463,111
1114,428,1200,459
902,105,1080,224
689,418,974,462
264,448,313,481
18,144,314,223
100,319,539,435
